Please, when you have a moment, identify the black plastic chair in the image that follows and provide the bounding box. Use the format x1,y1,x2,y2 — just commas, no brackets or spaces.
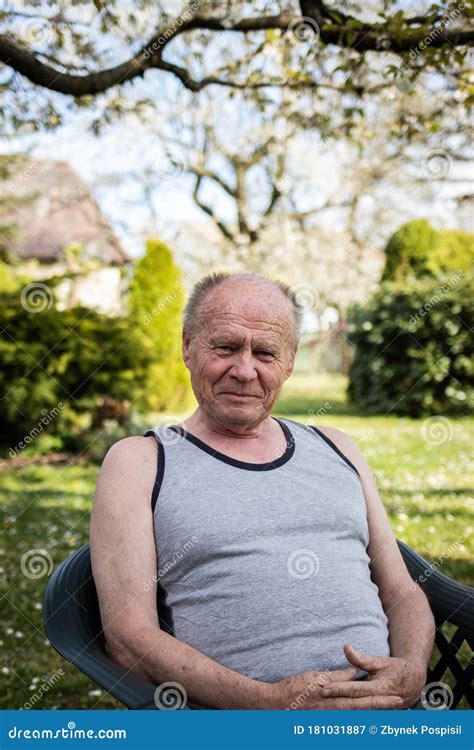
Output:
43,541,473,710
396,540,473,709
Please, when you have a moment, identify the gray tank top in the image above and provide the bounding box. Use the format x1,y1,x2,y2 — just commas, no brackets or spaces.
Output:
143,417,390,683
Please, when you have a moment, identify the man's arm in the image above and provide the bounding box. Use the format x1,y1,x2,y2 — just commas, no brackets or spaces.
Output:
89,436,273,710
316,427,435,705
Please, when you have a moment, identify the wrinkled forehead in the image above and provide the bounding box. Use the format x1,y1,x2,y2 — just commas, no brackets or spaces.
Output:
196,282,295,341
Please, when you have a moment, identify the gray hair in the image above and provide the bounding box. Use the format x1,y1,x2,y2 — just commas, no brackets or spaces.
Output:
183,271,304,349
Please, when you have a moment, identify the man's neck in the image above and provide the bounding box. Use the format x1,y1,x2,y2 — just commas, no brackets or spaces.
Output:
183,409,271,441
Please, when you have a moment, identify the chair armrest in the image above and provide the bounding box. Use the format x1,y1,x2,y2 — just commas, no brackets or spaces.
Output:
397,539,474,630
44,545,192,710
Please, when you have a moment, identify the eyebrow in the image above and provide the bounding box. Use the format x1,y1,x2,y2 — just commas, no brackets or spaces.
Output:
210,336,279,352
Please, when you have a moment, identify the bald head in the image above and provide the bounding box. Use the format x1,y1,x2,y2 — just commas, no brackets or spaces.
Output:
183,272,303,352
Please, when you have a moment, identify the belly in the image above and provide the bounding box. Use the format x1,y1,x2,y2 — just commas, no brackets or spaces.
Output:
164,542,390,683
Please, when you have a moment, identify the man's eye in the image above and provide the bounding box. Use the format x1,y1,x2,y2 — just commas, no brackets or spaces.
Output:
256,351,274,358
215,346,233,352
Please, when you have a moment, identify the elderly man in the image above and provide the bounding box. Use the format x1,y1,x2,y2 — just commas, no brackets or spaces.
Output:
90,271,435,710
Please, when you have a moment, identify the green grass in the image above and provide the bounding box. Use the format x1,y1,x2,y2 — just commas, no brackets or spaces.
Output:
0,373,472,709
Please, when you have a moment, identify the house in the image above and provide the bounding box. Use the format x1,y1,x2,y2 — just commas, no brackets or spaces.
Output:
456,194,473,233
1,157,131,314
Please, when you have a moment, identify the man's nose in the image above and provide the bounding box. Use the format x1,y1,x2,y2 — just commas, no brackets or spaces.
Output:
229,352,257,381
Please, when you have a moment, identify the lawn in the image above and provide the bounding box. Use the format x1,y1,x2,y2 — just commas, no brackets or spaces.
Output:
0,373,472,710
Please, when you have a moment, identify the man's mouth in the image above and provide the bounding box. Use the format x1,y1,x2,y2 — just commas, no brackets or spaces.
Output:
221,392,256,398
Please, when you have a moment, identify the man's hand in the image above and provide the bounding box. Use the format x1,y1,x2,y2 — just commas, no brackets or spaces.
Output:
318,644,427,709
269,666,404,710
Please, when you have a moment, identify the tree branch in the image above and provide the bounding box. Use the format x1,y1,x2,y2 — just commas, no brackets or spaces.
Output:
192,175,235,242
181,163,236,197
0,5,472,97
299,0,473,51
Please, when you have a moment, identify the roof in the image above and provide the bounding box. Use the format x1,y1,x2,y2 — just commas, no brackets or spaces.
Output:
2,158,130,265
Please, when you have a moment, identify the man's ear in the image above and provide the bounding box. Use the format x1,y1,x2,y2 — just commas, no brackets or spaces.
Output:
182,329,191,368
285,350,296,380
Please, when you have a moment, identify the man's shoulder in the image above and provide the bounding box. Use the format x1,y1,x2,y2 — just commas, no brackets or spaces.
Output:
283,419,357,451
310,424,367,475
104,434,157,463
98,435,158,488
313,424,356,448
92,436,160,518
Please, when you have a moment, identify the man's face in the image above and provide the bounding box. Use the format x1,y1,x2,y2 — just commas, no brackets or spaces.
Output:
182,281,296,430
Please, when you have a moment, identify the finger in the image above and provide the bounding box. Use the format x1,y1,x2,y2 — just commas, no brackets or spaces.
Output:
330,694,404,710
320,679,387,699
343,643,386,671
316,667,357,687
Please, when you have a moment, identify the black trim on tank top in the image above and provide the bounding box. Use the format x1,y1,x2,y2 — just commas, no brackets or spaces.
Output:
143,430,165,512
308,425,360,478
143,430,175,636
166,417,295,471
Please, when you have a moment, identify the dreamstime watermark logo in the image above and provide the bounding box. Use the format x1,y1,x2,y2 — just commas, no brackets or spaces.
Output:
409,270,465,325
20,282,54,313
142,1,200,59
421,149,452,180
290,282,320,313
8,724,127,740
287,16,320,60
152,415,188,446
143,535,199,591
9,403,64,458
420,681,454,710
21,669,65,710
421,416,454,446
409,535,465,589
153,146,188,181
410,2,466,59
275,15,321,83
307,402,331,423
142,272,196,325
285,671,335,709
286,677,321,709
20,18,55,46
287,549,320,580
20,549,53,580
154,681,188,709
8,130,68,194
304,403,332,435
9,149,49,193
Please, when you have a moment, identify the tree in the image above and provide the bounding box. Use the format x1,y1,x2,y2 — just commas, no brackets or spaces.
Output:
87,75,468,327
161,86,354,248
128,238,192,413
3,4,469,330
1,2,471,97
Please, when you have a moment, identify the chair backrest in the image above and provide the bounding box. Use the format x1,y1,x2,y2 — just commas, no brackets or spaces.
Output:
43,544,163,709
397,540,473,709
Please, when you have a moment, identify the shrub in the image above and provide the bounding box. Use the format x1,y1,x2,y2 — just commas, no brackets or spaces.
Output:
347,270,473,416
434,229,473,274
128,238,192,413
382,219,473,281
82,411,151,464
0,293,152,449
